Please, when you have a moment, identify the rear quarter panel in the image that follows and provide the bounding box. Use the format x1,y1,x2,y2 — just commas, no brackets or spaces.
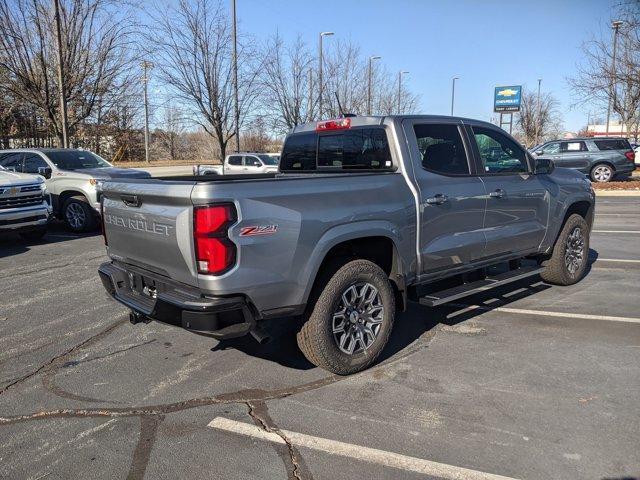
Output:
191,173,416,315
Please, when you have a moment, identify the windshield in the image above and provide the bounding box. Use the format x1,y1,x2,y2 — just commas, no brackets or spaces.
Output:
46,150,112,170
258,155,279,166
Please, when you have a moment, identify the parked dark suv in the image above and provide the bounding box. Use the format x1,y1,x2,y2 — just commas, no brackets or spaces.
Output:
532,137,635,182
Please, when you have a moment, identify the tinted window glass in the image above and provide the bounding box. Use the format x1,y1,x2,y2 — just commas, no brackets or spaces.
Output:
244,156,261,167
541,142,560,154
258,155,278,165
23,154,48,173
473,127,529,174
280,133,317,171
560,141,587,152
413,124,469,175
594,139,631,151
0,153,24,171
228,156,242,166
317,129,391,170
46,150,110,170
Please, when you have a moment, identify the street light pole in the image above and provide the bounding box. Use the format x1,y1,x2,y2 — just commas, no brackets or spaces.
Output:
450,77,459,116
141,60,154,164
53,0,69,148
318,32,334,119
397,70,409,114
535,78,542,145
232,0,240,153
367,56,381,115
606,20,623,136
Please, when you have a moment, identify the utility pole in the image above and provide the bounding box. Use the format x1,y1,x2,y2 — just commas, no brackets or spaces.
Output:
308,68,313,121
397,70,409,114
367,55,381,115
450,77,459,116
606,20,623,135
53,0,69,148
232,0,240,153
318,31,334,118
141,60,153,164
535,78,542,145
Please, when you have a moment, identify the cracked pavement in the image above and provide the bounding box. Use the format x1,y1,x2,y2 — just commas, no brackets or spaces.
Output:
1,200,640,480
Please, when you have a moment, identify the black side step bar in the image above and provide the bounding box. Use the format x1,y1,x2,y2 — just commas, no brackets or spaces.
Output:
419,266,544,307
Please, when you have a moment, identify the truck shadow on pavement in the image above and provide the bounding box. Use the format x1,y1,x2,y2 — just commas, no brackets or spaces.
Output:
211,258,607,371
0,221,99,258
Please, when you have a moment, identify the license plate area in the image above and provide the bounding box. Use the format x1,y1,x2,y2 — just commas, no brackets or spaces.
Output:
127,272,158,299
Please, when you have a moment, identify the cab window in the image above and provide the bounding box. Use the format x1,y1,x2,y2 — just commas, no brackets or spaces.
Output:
23,154,48,174
541,142,560,155
472,127,529,174
244,156,262,167
0,153,24,171
413,124,470,175
227,156,242,166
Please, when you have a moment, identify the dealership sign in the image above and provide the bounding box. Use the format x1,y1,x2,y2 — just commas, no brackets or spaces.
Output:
494,86,522,112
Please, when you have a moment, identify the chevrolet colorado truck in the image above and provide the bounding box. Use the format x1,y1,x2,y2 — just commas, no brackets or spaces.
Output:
0,165,51,239
98,115,595,374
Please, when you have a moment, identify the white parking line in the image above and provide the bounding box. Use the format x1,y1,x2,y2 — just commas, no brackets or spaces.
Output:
448,304,640,325
592,230,640,234
208,417,519,480
595,213,640,216
595,258,640,264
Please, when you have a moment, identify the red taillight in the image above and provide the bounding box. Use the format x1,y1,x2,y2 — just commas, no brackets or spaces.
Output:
316,118,351,132
194,204,236,275
100,200,107,246
625,150,635,162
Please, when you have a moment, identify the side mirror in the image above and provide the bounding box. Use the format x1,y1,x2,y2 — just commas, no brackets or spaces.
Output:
38,166,52,179
535,157,554,175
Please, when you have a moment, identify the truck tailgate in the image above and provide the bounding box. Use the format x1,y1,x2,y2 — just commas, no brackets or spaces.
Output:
101,180,198,286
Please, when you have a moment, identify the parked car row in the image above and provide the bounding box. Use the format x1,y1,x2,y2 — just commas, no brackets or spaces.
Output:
530,137,636,183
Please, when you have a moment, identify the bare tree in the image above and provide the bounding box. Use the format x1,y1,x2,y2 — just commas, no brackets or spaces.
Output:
569,3,640,138
515,90,563,146
0,0,138,147
155,104,185,160
150,0,260,160
261,34,315,133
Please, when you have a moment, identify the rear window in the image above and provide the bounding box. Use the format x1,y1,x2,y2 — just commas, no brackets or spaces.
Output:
561,141,588,152
594,139,631,151
280,128,392,172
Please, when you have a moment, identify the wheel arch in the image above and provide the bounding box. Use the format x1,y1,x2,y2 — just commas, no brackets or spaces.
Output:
53,189,88,214
301,224,408,312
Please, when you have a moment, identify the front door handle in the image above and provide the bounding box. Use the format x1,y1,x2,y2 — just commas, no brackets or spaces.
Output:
489,189,505,199
425,193,448,205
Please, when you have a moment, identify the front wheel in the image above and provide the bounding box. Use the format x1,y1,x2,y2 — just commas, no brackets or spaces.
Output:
63,196,96,232
540,214,589,286
297,260,395,375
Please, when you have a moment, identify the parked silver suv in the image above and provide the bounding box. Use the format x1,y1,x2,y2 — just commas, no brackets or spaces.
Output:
532,137,636,182
0,149,149,231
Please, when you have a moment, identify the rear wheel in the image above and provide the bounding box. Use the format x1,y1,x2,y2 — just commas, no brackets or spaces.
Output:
590,163,613,183
297,259,395,375
540,214,589,286
63,196,96,232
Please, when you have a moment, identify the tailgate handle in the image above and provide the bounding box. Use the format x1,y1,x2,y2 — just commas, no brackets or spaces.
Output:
121,194,141,207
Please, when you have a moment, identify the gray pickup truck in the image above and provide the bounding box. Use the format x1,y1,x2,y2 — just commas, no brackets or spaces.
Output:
98,115,595,374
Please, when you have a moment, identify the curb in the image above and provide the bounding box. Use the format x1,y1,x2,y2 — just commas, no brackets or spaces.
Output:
594,190,640,197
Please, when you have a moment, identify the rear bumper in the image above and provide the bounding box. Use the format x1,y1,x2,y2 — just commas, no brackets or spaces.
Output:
98,261,257,339
615,164,635,176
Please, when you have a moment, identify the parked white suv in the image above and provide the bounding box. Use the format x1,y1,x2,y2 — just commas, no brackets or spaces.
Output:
0,149,149,232
223,153,279,174
0,165,51,240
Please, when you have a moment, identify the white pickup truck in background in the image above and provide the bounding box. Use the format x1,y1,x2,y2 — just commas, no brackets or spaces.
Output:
192,153,280,176
0,165,51,240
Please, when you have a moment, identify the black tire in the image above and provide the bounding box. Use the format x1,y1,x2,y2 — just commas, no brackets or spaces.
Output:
296,259,395,375
19,227,47,241
63,196,96,232
590,163,614,183
540,214,589,286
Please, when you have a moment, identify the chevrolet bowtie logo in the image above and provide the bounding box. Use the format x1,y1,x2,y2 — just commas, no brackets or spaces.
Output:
9,186,19,195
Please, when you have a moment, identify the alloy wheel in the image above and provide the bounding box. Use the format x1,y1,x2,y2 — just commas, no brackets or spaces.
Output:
565,226,585,276
332,282,384,355
65,202,86,230
593,165,612,182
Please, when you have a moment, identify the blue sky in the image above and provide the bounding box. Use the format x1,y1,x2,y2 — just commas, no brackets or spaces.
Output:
236,0,616,132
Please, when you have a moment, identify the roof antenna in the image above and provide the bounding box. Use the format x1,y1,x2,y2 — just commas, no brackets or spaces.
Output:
334,92,356,118
334,92,345,117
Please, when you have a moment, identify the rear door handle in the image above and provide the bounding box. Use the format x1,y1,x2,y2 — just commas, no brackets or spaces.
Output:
425,193,448,205
489,189,505,199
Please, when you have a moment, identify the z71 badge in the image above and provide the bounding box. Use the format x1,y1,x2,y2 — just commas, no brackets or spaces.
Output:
239,225,278,236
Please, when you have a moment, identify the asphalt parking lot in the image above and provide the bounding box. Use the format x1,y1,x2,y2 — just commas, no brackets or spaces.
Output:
1,198,639,480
